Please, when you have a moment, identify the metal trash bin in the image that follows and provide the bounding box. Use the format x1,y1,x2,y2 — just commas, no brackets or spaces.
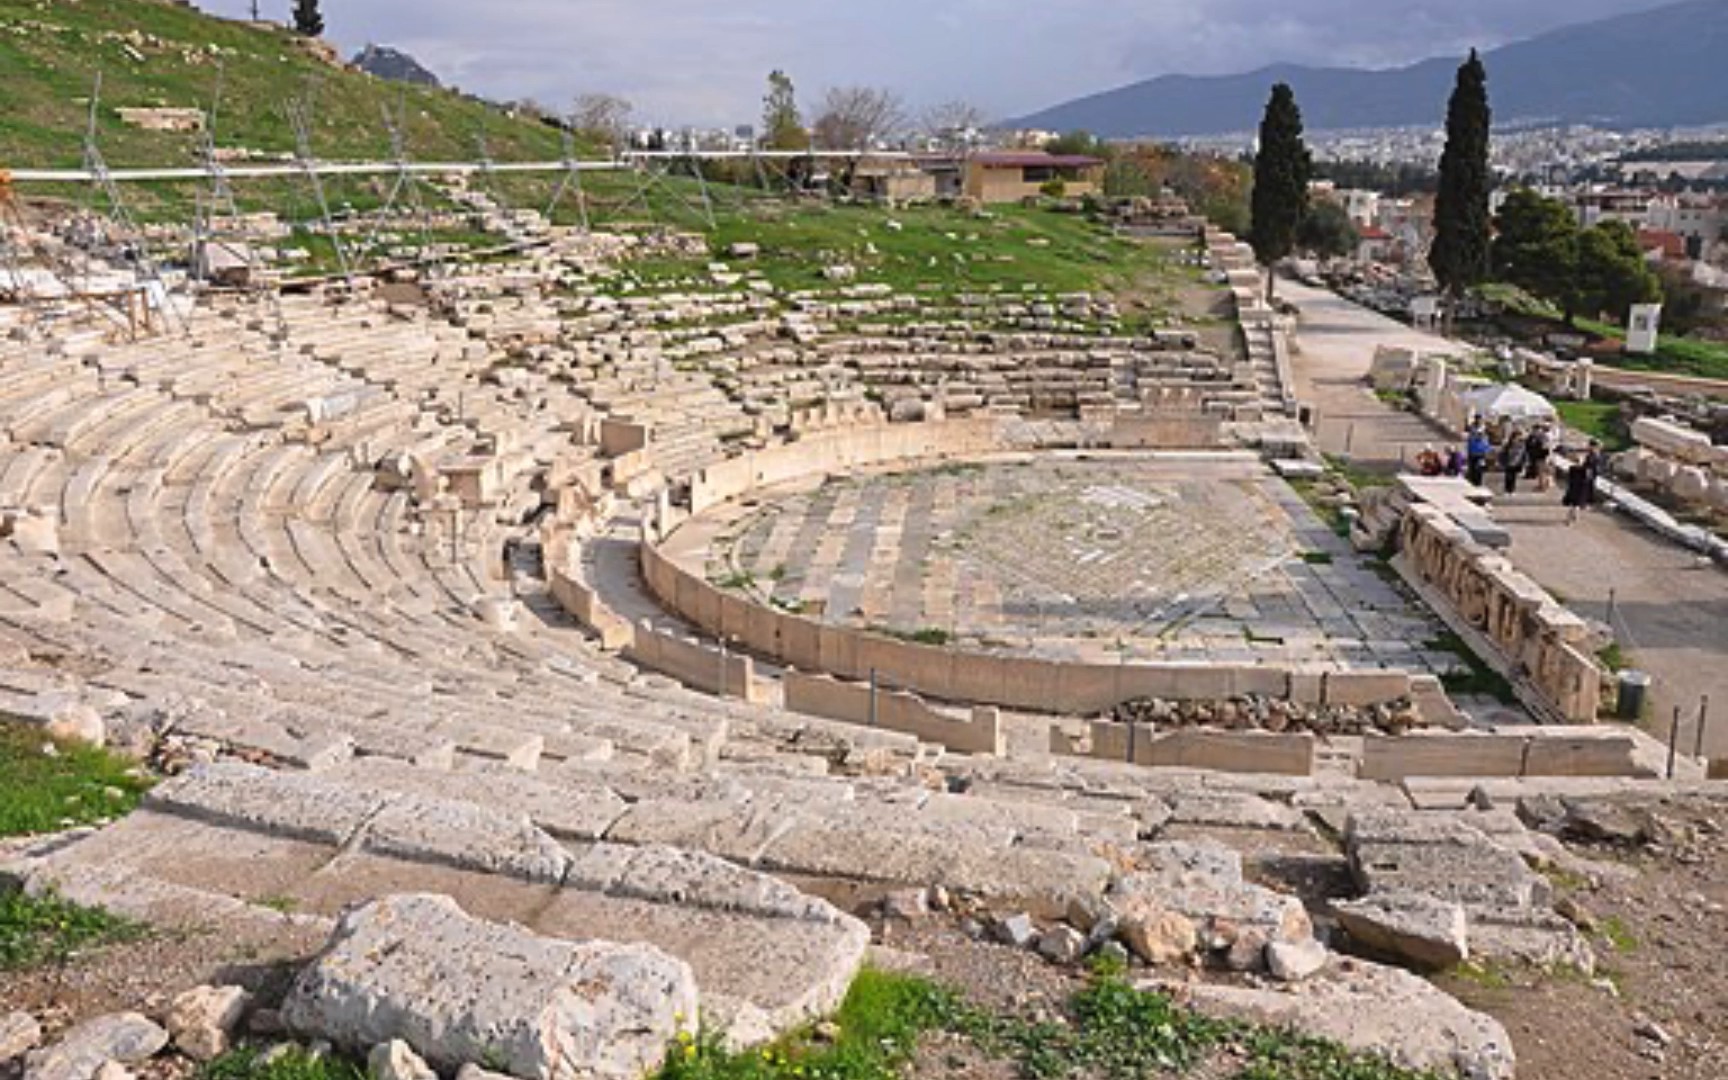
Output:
1616,670,1651,721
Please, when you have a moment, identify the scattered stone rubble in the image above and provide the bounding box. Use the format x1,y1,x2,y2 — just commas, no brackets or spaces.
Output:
1111,694,1422,735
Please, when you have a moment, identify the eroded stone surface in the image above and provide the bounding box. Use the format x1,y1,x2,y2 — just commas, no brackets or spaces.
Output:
283,894,697,1080
167,986,252,1063
1334,891,1470,970
23,1014,167,1080
1152,959,1516,1080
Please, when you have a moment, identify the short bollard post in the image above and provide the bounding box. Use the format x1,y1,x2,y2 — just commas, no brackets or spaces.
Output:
1667,706,1682,780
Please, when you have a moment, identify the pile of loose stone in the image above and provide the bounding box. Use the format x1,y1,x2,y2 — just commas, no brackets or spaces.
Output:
1110,694,1422,735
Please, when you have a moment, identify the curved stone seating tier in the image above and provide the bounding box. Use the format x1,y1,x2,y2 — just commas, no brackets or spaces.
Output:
4,762,870,1045
0,445,62,509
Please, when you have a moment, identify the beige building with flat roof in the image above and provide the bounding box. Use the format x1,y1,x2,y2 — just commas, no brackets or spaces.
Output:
962,152,1104,203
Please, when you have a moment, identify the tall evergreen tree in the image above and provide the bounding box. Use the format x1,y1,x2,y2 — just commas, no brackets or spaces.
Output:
1430,50,1493,305
1248,83,1310,301
292,0,324,37
761,70,808,151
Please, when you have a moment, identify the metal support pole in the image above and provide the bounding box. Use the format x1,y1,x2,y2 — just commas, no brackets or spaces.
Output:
1126,721,1137,765
1667,706,1681,780
287,89,353,285
1695,695,1710,761
1606,588,1618,633
868,668,878,728
718,637,728,700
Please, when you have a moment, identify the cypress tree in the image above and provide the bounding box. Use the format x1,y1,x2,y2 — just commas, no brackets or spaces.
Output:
1430,50,1493,306
293,0,324,37
1249,83,1311,301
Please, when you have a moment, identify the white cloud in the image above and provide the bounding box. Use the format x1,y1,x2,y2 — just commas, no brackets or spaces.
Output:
197,0,1662,124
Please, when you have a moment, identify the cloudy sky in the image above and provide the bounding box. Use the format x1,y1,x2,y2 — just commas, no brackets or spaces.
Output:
199,0,1663,126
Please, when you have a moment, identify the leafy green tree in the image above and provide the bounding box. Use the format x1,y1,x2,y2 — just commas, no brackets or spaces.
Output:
1575,221,1662,324
761,70,809,151
1249,83,1311,298
292,0,323,37
1430,50,1493,302
1045,130,1107,159
1297,200,1358,260
1492,188,1580,320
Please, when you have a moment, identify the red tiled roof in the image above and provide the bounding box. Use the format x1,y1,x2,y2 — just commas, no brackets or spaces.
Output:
1358,225,1392,240
1637,229,1686,260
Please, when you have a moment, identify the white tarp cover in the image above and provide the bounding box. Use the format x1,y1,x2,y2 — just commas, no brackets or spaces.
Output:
1462,383,1557,422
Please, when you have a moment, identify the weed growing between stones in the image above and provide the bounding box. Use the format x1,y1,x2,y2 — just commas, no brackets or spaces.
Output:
658,968,955,1080
204,1046,366,1080
0,885,146,972
658,968,1447,1080
0,717,153,836
1598,914,1640,955
1426,631,1519,704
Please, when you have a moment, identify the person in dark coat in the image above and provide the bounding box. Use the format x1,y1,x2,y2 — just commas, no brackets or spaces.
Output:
1563,439,1603,525
1525,421,1553,492
1500,428,1527,495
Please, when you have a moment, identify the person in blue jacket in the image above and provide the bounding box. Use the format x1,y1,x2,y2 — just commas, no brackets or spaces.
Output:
1465,419,1492,487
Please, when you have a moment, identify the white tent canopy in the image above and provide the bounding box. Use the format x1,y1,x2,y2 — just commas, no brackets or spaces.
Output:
1462,383,1557,423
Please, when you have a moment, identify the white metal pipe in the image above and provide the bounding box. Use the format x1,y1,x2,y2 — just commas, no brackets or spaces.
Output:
6,148,915,185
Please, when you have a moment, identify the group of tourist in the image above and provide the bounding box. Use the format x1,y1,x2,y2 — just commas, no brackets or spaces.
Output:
1413,416,1606,525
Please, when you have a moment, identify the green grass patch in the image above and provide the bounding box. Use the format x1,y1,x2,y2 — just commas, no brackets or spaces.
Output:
1286,479,1352,539
1322,455,1396,491
559,198,1195,313
0,0,569,170
660,968,955,1080
1552,400,1631,453
0,884,145,971
866,624,956,648
0,717,153,836
1575,318,1728,383
1598,915,1639,955
203,1046,366,1080
1450,960,1514,991
1300,552,1335,565
661,969,1442,1080
1596,642,1629,673
1427,632,1518,705
1479,287,1728,383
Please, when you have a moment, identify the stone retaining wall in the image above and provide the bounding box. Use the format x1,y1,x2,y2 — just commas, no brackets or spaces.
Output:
688,418,1003,514
1057,723,1315,775
625,621,768,704
645,531,1416,715
1360,732,1646,781
685,415,1228,515
783,672,1004,756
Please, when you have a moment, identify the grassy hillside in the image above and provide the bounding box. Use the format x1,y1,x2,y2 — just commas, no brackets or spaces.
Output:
0,0,565,169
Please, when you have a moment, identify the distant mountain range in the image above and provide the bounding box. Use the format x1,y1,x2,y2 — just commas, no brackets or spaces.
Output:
353,45,442,88
1011,0,1728,137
